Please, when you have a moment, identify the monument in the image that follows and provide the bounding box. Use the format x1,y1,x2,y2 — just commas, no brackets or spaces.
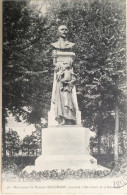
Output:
48,25,81,127
23,25,109,173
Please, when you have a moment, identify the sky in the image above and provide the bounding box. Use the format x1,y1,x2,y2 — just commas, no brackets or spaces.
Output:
29,0,49,17
6,114,35,140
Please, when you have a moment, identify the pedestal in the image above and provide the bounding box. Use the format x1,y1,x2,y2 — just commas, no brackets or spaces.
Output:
23,126,109,173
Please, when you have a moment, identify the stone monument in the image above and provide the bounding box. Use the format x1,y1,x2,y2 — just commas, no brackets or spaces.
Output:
48,25,81,127
23,26,109,173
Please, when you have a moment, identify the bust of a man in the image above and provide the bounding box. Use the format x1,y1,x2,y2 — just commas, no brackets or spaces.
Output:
51,25,75,49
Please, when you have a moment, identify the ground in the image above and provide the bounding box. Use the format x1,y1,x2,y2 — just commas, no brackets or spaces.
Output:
2,154,127,181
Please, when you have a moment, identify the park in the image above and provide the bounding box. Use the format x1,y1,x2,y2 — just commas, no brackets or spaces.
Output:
2,0,127,181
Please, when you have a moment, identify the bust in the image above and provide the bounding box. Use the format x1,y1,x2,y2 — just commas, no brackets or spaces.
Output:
51,25,75,50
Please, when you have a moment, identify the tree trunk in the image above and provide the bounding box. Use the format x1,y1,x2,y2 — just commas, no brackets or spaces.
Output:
98,133,101,155
2,108,6,158
97,111,103,155
114,106,119,161
120,131,126,154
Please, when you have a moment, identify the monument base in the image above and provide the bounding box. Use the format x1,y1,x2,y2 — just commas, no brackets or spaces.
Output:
34,154,97,171
23,155,109,173
22,126,110,173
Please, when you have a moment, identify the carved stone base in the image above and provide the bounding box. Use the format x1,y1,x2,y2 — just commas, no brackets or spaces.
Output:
23,126,109,173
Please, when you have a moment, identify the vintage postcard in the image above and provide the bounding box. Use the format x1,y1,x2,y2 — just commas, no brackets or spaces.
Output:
1,0,127,194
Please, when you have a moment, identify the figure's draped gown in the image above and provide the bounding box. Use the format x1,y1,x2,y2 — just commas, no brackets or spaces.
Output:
51,40,77,124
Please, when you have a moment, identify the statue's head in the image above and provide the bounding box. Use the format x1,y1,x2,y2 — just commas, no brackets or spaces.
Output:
58,25,68,39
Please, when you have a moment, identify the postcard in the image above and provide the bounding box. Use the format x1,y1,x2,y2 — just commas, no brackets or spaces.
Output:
1,0,127,194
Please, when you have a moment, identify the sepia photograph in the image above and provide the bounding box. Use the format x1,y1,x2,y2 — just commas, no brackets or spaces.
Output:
1,0,127,194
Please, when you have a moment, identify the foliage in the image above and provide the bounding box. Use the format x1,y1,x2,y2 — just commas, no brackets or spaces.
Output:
3,0,52,124
2,157,19,173
21,130,41,156
19,168,110,181
5,129,20,156
108,154,127,177
3,0,126,156
50,0,126,154
3,0,126,121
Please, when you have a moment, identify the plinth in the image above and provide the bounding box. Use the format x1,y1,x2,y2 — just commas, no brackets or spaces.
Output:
23,126,109,173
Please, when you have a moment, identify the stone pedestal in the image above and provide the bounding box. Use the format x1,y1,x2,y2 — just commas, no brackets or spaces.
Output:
41,126,90,155
35,126,96,171
23,126,109,173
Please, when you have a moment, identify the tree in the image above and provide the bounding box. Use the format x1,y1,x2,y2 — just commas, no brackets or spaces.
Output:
3,0,52,122
3,0,126,159
5,129,20,156
3,0,52,156
3,0,31,157
21,131,41,156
